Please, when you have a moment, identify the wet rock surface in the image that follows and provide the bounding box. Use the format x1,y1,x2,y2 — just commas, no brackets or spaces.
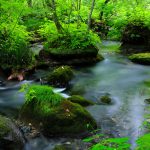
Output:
0,115,25,150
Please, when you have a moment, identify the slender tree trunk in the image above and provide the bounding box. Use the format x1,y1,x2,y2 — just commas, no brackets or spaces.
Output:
77,0,82,28
51,0,63,33
87,0,95,31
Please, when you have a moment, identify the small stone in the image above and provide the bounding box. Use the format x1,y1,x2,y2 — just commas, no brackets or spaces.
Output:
100,95,112,104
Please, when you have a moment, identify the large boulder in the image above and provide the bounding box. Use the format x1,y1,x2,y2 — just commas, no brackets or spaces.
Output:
38,46,104,66
19,85,97,136
47,66,74,87
121,21,150,45
128,53,150,65
0,115,25,149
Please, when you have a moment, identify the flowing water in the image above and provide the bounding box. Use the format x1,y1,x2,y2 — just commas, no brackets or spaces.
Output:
0,41,150,149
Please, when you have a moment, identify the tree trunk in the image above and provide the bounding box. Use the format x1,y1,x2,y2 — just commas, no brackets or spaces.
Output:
51,0,63,33
87,0,96,31
77,0,82,28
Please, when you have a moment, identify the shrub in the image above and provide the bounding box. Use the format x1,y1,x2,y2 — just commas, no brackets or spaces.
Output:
38,22,100,50
0,23,33,69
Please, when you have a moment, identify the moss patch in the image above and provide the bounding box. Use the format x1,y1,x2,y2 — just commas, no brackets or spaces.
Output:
100,95,112,104
0,115,11,139
46,46,99,59
47,66,74,87
67,95,94,106
128,53,150,65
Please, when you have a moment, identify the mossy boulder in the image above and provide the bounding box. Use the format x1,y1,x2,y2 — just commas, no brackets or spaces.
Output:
121,20,150,45
0,115,25,149
100,95,112,104
20,85,97,136
67,95,94,106
47,66,74,87
38,46,104,66
128,53,150,65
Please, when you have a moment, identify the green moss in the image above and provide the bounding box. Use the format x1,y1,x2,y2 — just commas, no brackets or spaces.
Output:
54,145,67,150
96,54,104,62
0,115,25,149
128,53,150,65
20,86,97,136
0,115,10,139
47,46,98,58
67,95,94,106
20,84,64,108
100,95,112,104
90,137,130,150
143,80,150,87
47,66,74,87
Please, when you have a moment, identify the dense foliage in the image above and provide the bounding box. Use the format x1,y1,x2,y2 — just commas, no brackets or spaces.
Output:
1,0,150,70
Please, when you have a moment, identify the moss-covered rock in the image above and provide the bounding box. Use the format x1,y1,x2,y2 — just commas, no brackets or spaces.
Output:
121,20,150,45
46,45,101,59
38,46,104,66
0,115,25,149
100,95,112,104
128,53,150,65
47,66,74,87
67,95,94,106
20,85,97,136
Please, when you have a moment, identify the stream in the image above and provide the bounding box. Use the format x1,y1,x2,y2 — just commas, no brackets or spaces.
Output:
0,41,150,150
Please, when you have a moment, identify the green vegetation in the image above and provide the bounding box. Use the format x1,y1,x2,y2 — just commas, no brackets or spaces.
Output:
0,115,24,149
1,0,150,149
128,53,150,65
83,134,130,150
100,95,112,104
20,84,97,135
47,66,74,87
67,95,95,106
20,84,64,106
0,115,10,139
136,134,150,150
90,137,130,150
0,0,34,70
1,0,150,69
